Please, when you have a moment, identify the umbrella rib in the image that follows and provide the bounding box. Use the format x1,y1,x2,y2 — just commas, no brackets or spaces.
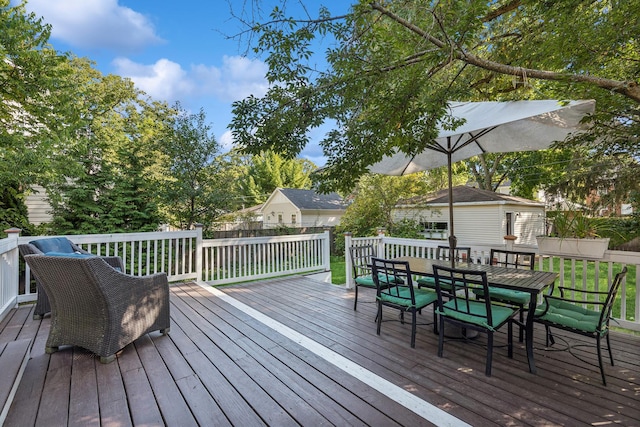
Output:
450,126,498,154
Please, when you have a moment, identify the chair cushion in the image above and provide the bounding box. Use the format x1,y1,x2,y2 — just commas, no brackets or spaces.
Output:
357,273,404,288
473,287,530,305
439,300,515,331
45,252,96,259
30,238,76,254
416,276,452,290
379,287,437,309
535,299,601,333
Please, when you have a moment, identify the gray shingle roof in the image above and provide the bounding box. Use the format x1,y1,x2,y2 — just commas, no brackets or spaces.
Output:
279,188,346,210
399,185,543,206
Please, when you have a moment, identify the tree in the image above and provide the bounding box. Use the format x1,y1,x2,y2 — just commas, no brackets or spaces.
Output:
47,63,170,234
1,0,76,234
239,150,316,205
230,1,640,204
159,104,234,231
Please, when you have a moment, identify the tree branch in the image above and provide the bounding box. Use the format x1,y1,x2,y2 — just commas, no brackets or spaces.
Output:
370,2,640,103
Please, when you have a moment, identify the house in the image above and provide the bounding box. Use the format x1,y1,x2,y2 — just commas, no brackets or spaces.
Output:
214,204,264,231
261,188,346,229
393,185,546,246
25,185,53,226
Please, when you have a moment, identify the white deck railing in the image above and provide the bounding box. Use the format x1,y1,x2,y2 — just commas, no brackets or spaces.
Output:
0,228,331,322
344,233,640,332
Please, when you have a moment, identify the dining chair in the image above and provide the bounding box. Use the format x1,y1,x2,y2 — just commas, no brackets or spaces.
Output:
433,264,519,376
473,249,536,342
349,244,387,311
371,258,438,348
534,267,627,385
416,245,472,290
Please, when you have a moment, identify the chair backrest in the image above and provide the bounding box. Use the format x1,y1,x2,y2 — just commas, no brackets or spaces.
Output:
600,267,628,329
436,245,472,263
371,258,415,304
349,244,377,278
489,249,535,270
433,264,494,327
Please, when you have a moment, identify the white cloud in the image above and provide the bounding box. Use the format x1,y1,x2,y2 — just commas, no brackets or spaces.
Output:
112,55,269,104
219,130,235,152
23,0,163,52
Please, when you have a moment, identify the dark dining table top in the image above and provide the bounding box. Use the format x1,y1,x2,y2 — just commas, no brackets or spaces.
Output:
394,256,558,294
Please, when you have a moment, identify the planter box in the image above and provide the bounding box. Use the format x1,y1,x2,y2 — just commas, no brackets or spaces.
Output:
536,236,610,260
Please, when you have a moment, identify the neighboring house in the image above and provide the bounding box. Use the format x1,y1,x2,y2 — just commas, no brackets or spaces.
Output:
393,185,546,247
261,188,346,229
214,204,264,231
25,185,53,226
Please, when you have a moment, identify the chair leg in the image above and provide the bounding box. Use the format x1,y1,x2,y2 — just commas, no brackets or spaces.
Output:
410,310,417,348
508,320,513,359
100,355,116,364
597,335,607,386
376,302,383,336
437,316,445,357
353,286,359,310
606,332,615,366
486,332,494,376
518,305,524,342
432,310,438,334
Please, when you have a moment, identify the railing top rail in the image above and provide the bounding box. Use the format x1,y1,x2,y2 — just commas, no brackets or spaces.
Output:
17,230,198,245
203,232,328,247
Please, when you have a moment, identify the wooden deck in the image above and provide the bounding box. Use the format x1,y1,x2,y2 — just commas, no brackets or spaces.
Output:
1,276,639,426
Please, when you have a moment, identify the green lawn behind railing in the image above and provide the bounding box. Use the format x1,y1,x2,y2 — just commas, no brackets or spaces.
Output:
541,258,636,322
330,256,346,285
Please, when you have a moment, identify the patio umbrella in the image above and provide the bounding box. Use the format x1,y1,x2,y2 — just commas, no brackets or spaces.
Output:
369,99,596,260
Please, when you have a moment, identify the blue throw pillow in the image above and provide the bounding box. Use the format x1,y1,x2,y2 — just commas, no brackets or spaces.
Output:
30,237,76,254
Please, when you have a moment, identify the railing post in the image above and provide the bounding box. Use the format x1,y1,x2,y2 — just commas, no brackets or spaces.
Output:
322,230,331,273
344,232,353,289
5,228,21,310
195,224,203,282
377,229,386,258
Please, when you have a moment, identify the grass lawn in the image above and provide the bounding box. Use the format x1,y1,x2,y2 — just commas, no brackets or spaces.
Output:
330,255,346,285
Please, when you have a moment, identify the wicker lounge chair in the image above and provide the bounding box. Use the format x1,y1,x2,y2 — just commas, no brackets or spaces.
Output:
19,238,124,319
23,254,170,363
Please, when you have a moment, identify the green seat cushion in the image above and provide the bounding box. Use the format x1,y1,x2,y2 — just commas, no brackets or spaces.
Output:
473,287,530,305
439,300,515,331
416,276,452,290
535,299,601,333
378,287,437,309
355,273,403,288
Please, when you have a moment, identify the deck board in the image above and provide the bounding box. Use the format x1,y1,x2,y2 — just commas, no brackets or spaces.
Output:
2,276,639,426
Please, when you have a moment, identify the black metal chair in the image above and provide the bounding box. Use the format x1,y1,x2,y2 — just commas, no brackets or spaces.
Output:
534,267,627,385
371,258,438,348
473,249,536,341
349,244,387,311
416,246,472,290
433,264,519,376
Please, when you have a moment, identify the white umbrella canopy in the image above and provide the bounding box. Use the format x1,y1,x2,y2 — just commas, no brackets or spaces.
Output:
369,99,595,176
369,99,595,257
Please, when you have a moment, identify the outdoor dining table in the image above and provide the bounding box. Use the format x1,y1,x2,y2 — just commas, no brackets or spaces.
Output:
394,256,559,374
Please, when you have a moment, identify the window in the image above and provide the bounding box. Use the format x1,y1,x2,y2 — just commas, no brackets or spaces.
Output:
291,214,297,224
506,212,514,235
419,221,448,239
278,214,283,224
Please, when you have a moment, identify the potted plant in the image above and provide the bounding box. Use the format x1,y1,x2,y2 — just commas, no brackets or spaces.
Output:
536,211,610,259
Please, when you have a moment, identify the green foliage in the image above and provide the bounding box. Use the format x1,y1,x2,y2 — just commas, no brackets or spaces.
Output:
388,219,424,239
231,0,640,204
158,103,234,232
238,150,316,205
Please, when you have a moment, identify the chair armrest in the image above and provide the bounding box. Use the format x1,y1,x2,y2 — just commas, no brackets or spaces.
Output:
557,286,610,299
543,293,606,307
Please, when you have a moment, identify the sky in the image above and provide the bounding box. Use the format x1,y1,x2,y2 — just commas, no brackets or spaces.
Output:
18,0,343,166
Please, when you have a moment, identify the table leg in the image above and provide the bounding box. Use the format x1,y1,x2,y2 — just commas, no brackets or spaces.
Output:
525,293,538,374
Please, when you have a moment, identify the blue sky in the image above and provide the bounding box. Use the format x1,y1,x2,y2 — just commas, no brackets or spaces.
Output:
19,0,342,166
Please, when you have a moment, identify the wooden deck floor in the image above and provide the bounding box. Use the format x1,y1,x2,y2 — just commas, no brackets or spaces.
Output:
1,276,639,426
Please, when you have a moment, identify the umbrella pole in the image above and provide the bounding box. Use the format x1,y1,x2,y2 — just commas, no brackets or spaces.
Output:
446,141,457,267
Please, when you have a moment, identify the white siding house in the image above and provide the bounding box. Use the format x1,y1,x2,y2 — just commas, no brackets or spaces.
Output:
261,188,346,229
25,185,53,226
393,186,546,247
